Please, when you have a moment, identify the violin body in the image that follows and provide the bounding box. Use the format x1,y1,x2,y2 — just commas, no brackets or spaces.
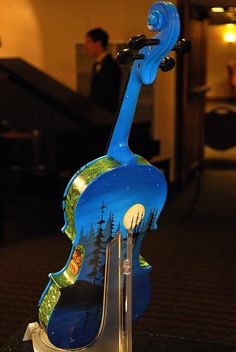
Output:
39,155,167,348
38,1,180,349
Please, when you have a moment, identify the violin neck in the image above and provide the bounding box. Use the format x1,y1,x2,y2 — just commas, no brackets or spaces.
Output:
107,69,141,164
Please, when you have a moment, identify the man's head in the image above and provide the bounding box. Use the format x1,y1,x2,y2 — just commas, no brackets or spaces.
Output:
85,28,109,59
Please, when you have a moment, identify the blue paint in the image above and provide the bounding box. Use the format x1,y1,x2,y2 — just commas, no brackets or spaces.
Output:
108,1,180,164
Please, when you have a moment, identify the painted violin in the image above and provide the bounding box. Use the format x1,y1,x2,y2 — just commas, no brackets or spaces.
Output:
38,2,180,349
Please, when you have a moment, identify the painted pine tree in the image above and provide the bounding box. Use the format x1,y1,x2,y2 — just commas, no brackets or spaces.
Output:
141,208,158,232
133,211,144,241
89,224,95,240
103,212,115,244
147,209,158,230
87,202,106,285
115,222,121,235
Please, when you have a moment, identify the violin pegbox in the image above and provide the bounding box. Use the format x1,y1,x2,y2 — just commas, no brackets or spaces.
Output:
133,1,180,85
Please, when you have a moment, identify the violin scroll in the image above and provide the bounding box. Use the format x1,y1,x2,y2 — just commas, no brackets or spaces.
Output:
116,2,180,83
117,6,191,74
147,6,165,32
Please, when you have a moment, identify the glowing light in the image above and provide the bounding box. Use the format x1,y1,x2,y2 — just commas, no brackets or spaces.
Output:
211,7,224,13
224,31,236,43
226,23,235,29
123,204,145,230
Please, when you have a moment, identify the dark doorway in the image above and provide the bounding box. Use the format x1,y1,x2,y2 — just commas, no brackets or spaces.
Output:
175,1,209,185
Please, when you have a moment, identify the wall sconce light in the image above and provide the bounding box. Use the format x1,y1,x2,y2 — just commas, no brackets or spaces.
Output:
224,24,236,43
211,7,225,13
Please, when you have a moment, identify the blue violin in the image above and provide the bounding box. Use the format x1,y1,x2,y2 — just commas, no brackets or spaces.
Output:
38,2,180,349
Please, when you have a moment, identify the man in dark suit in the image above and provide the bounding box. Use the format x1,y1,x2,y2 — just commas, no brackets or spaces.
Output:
85,28,121,115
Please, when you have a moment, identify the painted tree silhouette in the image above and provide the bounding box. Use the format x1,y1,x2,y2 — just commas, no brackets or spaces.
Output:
133,211,144,241
103,212,115,244
89,224,95,240
115,222,121,235
87,202,106,285
147,208,158,231
140,208,158,233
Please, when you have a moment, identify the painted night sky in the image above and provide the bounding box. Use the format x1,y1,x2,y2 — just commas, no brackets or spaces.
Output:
73,163,167,243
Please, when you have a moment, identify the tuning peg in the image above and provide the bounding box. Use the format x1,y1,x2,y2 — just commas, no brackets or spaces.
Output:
116,48,145,65
173,38,191,54
128,34,160,50
159,56,176,72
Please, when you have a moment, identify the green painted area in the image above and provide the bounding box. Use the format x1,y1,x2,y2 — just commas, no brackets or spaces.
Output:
139,254,150,268
64,157,121,242
51,245,84,287
38,281,61,327
38,245,84,327
136,155,150,165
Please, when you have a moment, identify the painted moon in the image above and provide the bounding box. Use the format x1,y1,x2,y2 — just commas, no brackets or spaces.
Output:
123,204,145,230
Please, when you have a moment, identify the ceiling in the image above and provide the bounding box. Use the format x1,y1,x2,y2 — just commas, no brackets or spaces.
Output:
191,0,236,8
190,1,236,24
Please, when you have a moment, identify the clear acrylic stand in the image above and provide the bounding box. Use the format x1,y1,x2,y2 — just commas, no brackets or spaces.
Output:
24,230,133,352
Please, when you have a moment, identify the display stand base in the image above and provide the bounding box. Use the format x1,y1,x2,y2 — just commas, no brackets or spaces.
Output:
24,231,132,352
